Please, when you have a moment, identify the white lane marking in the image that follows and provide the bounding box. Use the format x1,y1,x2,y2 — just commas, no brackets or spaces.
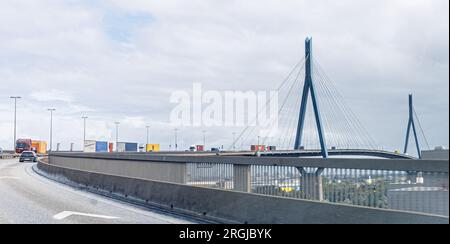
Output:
0,176,21,180
29,165,192,224
53,211,119,220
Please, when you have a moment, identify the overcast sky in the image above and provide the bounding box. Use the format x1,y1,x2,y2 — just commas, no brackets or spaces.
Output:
0,0,448,152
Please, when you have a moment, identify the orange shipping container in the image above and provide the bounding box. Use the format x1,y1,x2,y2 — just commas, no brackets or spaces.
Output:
109,143,114,152
32,141,47,154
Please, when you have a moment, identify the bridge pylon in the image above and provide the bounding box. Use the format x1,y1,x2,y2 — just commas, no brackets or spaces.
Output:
403,94,422,159
294,37,328,159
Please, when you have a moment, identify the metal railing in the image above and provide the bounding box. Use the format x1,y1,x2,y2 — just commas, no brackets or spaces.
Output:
49,152,449,217
0,154,16,159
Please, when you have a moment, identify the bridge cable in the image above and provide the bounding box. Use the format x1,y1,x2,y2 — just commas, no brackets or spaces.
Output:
231,56,307,150
312,59,378,150
413,108,431,150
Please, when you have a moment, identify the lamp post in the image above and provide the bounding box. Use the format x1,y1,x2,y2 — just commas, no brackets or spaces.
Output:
202,130,206,148
10,96,21,151
82,116,88,144
48,108,56,151
174,128,178,151
232,132,236,151
146,125,150,145
114,122,120,152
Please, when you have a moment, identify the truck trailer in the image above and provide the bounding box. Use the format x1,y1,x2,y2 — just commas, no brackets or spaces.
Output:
32,141,47,155
84,140,109,153
117,142,138,152
146,144,161,152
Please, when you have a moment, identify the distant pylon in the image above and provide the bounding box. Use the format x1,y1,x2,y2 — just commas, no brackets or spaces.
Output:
403,94,422,159
294,37,328,159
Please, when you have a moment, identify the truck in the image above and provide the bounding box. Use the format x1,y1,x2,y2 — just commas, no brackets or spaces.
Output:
117,142,138,152
251,145,266,152
16,139,48,155
16,139,33,154
188,145,204,152
84,140,109,153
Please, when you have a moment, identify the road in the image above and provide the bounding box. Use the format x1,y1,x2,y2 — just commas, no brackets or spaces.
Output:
0,159,197,224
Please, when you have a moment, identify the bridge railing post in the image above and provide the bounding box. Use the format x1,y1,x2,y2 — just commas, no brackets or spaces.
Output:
233,164,252,193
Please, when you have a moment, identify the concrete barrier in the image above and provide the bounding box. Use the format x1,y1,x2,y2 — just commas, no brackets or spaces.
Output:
37,160,448,224
49,155,187,184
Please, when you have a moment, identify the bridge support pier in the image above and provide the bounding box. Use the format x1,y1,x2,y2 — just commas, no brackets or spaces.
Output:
234,164,252,193
296,167,324,201
299,173,324,201
406,172,421,184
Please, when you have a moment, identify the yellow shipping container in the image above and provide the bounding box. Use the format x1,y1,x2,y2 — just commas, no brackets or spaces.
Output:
32,141,47,154
146,144,160,152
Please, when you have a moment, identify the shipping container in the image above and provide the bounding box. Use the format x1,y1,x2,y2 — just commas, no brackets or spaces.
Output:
95,141,108,152
31,141,47,154
117,142,138,152
108,143,114,152
196,145,205,152
146,144,160,152
125,143,138,152
251,145,266,152
84,140,96,153
117,142,126,152
84,140,109,152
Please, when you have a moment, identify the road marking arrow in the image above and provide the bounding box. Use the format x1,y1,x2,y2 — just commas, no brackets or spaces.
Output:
53,211,119,220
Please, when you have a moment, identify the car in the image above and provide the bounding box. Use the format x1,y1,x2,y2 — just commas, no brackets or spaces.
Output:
19,151,38,163
210,148,220,153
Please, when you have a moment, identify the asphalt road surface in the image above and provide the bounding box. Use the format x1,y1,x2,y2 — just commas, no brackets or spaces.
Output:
0,158,196,224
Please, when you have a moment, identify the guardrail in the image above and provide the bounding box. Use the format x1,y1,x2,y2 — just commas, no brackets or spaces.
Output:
0,154,16,159
48,152,449,218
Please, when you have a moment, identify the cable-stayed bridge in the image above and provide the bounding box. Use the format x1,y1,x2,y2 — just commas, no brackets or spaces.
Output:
233,37,429,160
2,37,446,225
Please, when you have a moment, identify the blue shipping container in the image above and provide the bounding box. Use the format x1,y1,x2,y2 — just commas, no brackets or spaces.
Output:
96,141,109,152
125,143,138,152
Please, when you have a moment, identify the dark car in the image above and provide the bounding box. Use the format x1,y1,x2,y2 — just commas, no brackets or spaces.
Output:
210,148,220,153
19,151,38,163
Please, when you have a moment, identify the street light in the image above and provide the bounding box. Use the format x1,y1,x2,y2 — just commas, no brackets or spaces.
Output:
82,116,88,143
174,128,178,151
114,122,120,152
232,132,236,151
202,130,206,148
146,125,150,145
10,96,21,151
48,108,56,152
